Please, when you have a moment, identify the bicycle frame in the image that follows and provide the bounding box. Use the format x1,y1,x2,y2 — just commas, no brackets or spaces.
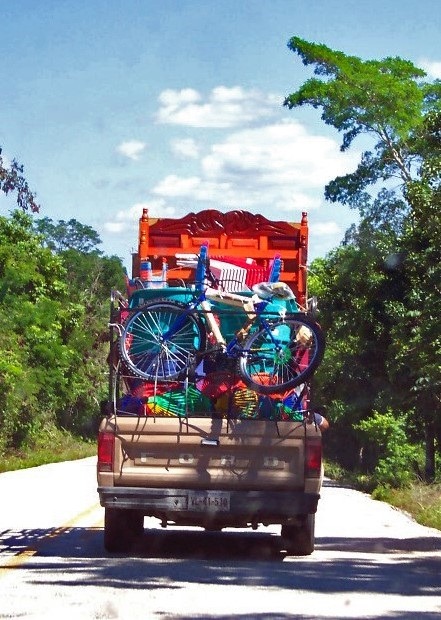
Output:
161,285,290,357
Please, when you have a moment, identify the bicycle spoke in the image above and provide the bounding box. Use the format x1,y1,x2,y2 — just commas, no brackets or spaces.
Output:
119,300,206,380
238,316,324,394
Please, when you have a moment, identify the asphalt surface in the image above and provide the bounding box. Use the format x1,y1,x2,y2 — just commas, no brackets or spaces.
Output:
0,457,440,619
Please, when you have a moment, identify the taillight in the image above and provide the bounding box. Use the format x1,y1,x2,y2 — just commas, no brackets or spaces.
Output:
98,432,114,472
305,439,322,477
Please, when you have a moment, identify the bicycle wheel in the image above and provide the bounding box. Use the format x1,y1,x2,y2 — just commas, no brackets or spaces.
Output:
238,315,325,394
119,300,206,380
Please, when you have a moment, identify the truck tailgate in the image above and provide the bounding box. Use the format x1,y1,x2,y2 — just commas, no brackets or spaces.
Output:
108,416,308,491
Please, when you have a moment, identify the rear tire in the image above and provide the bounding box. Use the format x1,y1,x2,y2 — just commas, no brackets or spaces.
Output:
127,510,144,537
281,514,315,556
104,508,143,552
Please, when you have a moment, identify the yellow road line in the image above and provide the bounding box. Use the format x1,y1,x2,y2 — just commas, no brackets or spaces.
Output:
0,548,38,571
0,502,102,577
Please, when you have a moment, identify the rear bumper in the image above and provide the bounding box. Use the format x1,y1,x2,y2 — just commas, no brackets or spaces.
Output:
98,486,320,526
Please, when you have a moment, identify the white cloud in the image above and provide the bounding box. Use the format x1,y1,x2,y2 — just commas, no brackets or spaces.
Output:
156,86,280,128
418,58,441,79
106,93,359,259
274,192,322,214
153,175,232,202
153,175,202,197
152,120,358,213
202,121,353,186
103,200,177,234
103,221,127,233
313,221,342,237
117,140,146,160
158,88,201,106
171,138,200,159
103,202,147,234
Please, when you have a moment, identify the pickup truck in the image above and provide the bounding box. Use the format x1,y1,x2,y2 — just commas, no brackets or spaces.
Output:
97,208,324,555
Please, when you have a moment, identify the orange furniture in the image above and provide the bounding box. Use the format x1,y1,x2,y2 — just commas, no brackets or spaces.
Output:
131,208,308,307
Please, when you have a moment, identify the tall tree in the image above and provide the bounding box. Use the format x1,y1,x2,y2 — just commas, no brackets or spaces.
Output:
284,37,439,209
397,110,441,479
285,38,441,479
34,216,126,432
34,217,102,253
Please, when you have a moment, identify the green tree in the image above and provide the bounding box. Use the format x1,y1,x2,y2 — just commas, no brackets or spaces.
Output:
308,229,404,470
284,37,439,206
356,410,420,488
394,110,441,479
0,212,79,451
286,38,441,480
34,217,102,253
34,216,126,433
0,211,125,454
35,216,125,313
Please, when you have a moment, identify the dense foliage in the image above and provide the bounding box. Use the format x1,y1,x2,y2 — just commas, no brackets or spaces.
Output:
286,38,441,485
0,210,125,456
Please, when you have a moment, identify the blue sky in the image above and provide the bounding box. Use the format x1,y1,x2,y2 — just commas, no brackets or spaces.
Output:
1,0,440,269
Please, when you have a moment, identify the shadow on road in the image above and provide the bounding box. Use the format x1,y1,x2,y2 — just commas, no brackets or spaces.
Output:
318,535,441,553
2,525,441,561
1,525,441,604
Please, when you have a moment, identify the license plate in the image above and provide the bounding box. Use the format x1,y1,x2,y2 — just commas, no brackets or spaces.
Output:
188,491,230,512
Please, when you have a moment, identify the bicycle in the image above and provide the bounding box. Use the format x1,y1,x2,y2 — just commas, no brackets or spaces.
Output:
117,257,325,395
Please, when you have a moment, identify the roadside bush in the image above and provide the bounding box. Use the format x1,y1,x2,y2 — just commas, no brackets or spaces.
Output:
373,482,441,530
356,410,420,488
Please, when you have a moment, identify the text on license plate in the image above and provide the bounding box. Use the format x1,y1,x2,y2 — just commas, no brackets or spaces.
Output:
188,491,230,511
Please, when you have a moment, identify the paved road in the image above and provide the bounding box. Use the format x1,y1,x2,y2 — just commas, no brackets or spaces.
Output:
1,457,440,619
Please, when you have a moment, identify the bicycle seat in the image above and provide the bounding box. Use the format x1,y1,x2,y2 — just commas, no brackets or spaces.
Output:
252,281,295,300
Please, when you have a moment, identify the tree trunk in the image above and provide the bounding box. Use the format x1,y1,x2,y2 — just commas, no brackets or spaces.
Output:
424,419,436,482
